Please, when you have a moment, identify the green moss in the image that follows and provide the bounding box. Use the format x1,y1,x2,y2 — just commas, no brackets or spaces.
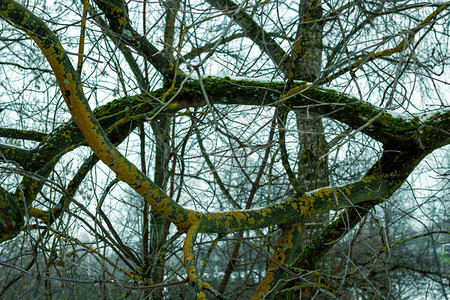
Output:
0,187,24,241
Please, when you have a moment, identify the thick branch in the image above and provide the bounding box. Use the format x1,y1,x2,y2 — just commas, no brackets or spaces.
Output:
0,0,194,232
0,127,47,142
0,0,448,242
0,144,30,166
178,78,450,150
2,73,445,237
13,78,447,176
0,184,23,242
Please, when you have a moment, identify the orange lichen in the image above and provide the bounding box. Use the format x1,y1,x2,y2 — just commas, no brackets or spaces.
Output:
252,270,274,299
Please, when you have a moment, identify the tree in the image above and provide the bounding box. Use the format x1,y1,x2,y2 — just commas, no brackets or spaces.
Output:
0,0,449,299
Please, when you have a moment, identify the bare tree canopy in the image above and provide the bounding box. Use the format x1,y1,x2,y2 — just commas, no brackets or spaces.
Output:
0,0,449,299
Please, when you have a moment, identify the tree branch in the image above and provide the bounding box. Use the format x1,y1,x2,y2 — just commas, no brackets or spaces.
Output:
0,127,47,142
0,0,194,234
92,0,180,81
206,0,289,75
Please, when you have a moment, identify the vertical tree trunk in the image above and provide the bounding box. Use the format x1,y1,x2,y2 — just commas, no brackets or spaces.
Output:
269,1,327,298
295,1,329,297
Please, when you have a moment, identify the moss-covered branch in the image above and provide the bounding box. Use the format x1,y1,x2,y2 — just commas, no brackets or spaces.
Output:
0,144,30,166
179,77,450,150
0,184,23,242
0,127,47,142
9,78,446,176
0,1,448,259
0,0,194,235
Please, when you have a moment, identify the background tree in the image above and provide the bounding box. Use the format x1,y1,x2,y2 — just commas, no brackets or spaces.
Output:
0,0,449,299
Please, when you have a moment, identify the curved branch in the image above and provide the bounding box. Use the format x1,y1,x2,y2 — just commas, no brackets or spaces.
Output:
0,0,448,242
0,0,194,231
253,225,298,299
183,221,228,299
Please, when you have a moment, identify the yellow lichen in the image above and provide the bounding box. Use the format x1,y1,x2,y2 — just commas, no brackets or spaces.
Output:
196,292,206,300
344,187,351,195
253,270,274,299
187,268,196,282
202,282,210,289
